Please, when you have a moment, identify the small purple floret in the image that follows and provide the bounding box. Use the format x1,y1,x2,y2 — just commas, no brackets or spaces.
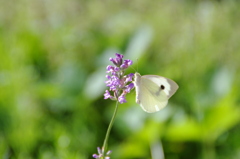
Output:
93,147,111,159
104,90,112,99
125,83,134,93
120,59,133,69
126,73,134,82
125,59,133,65
106,150,112,155
92,154,98,158
118,94,127,104
109,53,123,66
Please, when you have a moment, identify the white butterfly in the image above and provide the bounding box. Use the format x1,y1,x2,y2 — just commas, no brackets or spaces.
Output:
134,72,179,113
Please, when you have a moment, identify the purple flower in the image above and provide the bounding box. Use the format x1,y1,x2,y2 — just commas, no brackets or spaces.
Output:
106,75,111,79
118,94,127,104
93,147,112,159
104,90,112,99
106,65,116,75
120,59,133,69
105,75,121,91
109,53,123,66
92,154,100,158
104,53,134,103
125,83,134,93
125,73,134,82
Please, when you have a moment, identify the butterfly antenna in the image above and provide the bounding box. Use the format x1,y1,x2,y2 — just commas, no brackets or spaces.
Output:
137,58,139,72
130,59,138,72
130,65,137,72
129,58,138,73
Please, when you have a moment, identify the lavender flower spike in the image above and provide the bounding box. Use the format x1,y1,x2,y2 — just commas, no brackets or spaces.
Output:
104,53,134,103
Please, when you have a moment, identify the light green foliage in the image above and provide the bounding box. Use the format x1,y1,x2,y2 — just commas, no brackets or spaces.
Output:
0,0,240,159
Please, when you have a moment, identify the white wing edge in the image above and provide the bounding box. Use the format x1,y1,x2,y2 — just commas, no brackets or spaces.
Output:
134,73,142,104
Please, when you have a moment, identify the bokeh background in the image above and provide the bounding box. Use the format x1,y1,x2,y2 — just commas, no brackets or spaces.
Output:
0,0,240,159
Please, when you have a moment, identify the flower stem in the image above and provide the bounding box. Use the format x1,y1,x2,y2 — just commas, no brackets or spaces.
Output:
101,101,119,157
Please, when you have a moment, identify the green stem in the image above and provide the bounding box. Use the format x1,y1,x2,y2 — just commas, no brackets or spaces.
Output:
101,101,119,157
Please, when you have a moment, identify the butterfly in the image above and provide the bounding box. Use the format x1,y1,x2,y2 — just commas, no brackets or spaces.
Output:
134,72,179,113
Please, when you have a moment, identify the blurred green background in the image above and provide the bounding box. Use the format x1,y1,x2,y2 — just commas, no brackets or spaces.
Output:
0,0,240,159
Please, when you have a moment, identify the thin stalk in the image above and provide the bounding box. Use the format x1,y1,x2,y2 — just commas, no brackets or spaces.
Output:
101,101,119,157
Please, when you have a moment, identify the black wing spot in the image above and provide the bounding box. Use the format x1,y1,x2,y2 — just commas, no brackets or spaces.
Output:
160,85,165,90
155,85,165,96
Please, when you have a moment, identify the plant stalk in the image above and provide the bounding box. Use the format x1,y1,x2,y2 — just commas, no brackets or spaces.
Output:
101,101,119,158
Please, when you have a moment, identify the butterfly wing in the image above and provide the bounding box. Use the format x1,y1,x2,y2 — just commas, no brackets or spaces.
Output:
135,73,178,113
142,75,179,98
